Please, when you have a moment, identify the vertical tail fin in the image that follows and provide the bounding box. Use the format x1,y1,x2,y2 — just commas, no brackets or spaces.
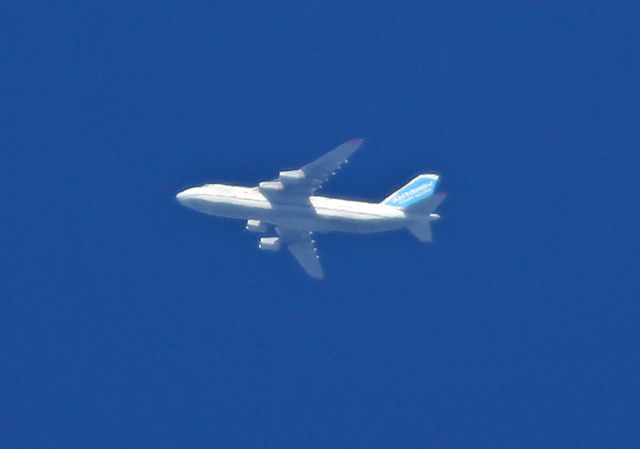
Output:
405,191,447,214
381,174,439,209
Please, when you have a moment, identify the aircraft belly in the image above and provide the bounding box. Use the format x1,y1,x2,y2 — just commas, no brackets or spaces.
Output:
267,208,402,233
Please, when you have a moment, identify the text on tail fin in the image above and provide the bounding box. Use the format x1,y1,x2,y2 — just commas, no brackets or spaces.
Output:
382,174,439,208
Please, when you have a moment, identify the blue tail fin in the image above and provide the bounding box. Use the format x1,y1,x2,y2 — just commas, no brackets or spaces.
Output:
381,174,439,209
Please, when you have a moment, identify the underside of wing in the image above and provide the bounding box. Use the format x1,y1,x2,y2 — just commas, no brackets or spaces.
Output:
259,138,364,197
276,227,324,279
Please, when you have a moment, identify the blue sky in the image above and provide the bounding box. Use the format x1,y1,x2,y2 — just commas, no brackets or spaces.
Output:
2,2,639,448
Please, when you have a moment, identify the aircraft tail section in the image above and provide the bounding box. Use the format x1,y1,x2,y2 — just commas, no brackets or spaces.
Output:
405,192,446,242
381,174,439,209
381,174,446,243
405,191,447,214
382,174,446,214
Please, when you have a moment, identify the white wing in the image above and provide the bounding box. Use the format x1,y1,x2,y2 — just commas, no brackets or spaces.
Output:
276,227,323,279
259,139,364,196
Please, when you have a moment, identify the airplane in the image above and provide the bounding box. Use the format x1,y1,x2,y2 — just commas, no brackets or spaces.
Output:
176,139,446,279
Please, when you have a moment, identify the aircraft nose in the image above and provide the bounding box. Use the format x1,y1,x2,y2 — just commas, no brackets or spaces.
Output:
176,189,191,204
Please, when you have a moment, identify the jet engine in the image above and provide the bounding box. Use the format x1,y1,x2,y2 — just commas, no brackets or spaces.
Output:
258,170,305,192
259,237,281,251
278,169,305,184
246,219,268,233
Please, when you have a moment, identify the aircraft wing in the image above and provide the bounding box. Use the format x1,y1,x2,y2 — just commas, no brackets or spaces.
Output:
276,227,324,279
259,139,364,196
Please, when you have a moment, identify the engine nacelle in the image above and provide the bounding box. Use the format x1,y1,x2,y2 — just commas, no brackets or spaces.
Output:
278,169,305,184
258,180,283,192
259,237,281,251
246,219,268,233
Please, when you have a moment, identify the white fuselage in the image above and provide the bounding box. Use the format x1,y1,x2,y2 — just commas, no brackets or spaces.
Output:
176,184,413,234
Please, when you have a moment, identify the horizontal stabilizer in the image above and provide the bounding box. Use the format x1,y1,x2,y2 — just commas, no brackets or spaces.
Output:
408,223,433,243
405,192,446,242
